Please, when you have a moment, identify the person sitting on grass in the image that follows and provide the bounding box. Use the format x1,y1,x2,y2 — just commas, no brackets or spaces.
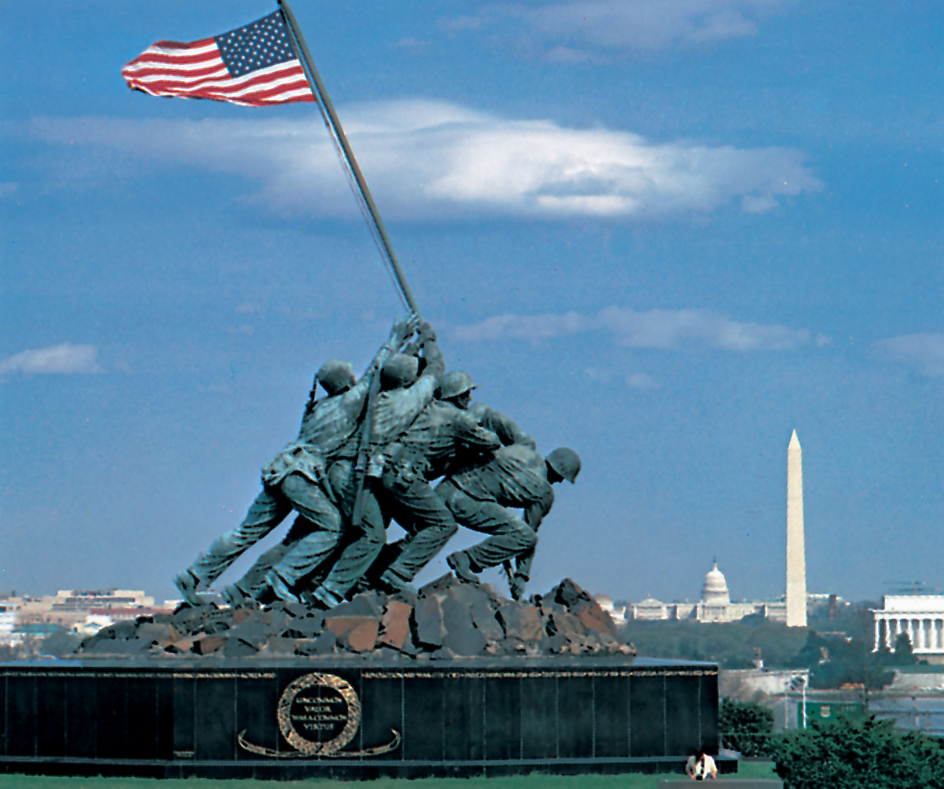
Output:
685,750,717,780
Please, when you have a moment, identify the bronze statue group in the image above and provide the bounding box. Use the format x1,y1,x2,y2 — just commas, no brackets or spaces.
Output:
174,317,581,609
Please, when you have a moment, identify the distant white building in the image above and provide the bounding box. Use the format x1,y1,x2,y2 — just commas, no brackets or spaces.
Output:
48,588,155,611
593,595,627,627
872,595,944,664
15,589,173,630
0,604,21,647
630,562,787,624
73,614,117,636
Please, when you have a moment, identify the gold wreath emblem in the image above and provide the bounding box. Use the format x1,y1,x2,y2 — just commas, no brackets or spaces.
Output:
238,672,400,758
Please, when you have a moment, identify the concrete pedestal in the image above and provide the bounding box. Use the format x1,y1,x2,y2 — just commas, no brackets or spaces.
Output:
0,656,719,779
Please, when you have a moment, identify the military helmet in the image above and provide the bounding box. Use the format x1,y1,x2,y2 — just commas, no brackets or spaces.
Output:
381,354,419,389
545,447,581,483
316,360,355,395
439,370,477,400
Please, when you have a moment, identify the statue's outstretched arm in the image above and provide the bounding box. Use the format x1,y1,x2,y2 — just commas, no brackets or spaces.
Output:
416,321,445,380
470,403,535,448
361,316,417,379
341,317,419,418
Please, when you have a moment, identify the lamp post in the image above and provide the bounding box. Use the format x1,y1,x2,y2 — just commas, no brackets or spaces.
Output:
788,674,809,729
802,677,808,728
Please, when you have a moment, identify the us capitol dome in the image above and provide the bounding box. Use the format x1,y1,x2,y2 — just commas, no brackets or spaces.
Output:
701,561,731,606
630,560,786,623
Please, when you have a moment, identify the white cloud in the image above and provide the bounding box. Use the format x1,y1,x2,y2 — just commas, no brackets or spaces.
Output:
625,372,659,389
450,306,814,351
31,100,819,221
391,37,431,54
584,366,615,383
457,0,789,54
0,182,17,198
585,363,659,389
874,334,944,378
0,343,102,375
439,15,495,32
544,46,595,63
599,306,811,350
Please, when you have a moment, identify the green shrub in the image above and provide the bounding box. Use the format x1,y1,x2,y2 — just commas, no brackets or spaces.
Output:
719,698,774,757
768,713,944,789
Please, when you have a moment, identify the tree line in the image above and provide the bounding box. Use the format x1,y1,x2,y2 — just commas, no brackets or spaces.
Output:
623,601,922,687
721,699,944,789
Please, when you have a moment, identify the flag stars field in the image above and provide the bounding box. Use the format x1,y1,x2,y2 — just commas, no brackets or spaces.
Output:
217,13,296,78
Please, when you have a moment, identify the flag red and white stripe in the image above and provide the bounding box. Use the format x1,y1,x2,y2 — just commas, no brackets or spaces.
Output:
121,15,314,107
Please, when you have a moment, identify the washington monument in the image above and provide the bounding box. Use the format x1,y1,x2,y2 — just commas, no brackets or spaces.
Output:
786,430,807,627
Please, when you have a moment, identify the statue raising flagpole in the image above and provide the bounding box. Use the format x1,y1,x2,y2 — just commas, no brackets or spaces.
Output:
121,5,580,608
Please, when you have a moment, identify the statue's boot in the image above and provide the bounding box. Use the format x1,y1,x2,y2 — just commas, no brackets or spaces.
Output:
310,585,343,609
447,552,480,584
379,569,417,595
266,570,300,604
174,570,203,606
221,583,254,609
509,574,527,601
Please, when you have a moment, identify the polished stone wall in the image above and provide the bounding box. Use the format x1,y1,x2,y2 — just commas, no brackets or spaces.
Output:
0,657,718,779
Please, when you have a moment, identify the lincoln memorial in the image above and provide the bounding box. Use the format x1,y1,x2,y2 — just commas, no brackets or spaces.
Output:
872,595,944,663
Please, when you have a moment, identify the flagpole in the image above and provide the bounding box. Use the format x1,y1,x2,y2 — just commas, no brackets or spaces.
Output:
278,0,420,316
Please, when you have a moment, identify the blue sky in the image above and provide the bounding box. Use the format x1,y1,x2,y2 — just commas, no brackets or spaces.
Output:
1,0,941,605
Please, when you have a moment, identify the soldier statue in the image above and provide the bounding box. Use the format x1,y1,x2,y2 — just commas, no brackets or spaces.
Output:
438,444,581,600
297,321,448,607
358,371,505,593
172,317,580,609
365,370,536,588
172,317,416,606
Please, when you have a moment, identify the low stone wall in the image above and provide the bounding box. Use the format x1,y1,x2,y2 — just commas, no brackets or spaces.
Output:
0,656,718,779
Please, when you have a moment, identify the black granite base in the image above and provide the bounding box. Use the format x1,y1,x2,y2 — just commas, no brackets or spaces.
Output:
0,657,720,779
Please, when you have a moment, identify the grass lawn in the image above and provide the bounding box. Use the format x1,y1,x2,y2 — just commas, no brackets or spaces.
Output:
0,763,779,789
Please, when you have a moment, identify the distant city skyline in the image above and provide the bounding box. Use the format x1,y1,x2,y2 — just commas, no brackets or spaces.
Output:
0,568,901,609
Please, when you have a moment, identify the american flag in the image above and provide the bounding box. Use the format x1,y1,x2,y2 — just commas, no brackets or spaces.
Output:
121,11,314,106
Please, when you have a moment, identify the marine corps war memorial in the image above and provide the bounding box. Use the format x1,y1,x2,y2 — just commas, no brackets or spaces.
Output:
0,2,722,780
